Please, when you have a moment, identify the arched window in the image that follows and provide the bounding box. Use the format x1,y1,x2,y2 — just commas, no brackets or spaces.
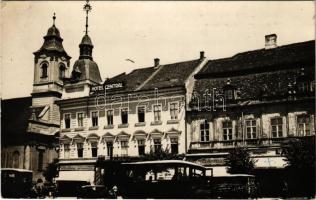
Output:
41,63,48,78
12,151,20,168
59,64,66,80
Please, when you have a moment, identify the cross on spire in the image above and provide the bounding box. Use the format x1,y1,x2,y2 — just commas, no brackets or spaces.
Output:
83,0,92,35
53,12,56,26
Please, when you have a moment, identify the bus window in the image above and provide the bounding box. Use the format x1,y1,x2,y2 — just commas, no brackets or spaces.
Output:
157,168,175,180
145,171,155,181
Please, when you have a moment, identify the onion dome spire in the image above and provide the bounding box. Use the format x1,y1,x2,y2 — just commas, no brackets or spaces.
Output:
34,13,70,59
53,12,56,26
79,0,94,60
71,0,102,84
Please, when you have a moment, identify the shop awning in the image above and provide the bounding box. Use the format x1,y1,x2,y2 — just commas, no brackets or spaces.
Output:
55,170,95,183
254,156,287,169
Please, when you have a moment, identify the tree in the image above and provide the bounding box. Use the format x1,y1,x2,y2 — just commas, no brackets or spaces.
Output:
281,136,315,197
225,147,256,174
42,158,59,183
282,136,315,169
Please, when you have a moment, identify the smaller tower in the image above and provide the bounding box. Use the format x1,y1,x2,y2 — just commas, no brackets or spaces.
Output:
64,0,102,98
33,13,71,96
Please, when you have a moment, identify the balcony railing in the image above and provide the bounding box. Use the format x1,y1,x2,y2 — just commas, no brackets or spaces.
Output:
189,135,314,150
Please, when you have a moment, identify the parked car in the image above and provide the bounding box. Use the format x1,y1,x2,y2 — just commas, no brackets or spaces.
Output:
78,185,108,199
1,168,33,198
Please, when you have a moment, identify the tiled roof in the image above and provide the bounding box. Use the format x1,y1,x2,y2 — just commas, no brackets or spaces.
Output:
1,97,32,145
192,40,315,104
105,67,156,92
193,68,314,101
196,40,315,78
141,59,203,90
105,59,203,93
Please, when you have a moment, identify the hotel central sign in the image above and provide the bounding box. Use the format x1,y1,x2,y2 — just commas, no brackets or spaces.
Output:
90,81,125,94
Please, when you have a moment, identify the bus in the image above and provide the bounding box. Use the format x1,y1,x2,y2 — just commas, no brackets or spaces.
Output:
1,168,33,198
117,160,211,199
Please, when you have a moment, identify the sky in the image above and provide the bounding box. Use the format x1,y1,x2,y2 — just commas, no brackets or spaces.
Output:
1,1,315,99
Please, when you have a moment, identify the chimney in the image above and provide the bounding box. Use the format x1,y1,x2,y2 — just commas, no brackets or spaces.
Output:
265,34,277,49
154,58,160,68
200,51,205,59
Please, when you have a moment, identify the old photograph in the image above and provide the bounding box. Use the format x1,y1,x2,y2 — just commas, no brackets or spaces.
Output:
1,0,315,199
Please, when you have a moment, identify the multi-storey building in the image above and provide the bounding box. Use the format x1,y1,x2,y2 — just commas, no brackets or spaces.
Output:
1,15,69,180
51,0,206,186
186,35,315,195
56,53,207,185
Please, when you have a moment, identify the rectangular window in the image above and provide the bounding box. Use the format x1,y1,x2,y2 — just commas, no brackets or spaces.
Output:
170,138,178,154
106,142,113,157
223,121,233,140
64,114,71,129
154,139,161,152
200,120,210,142
37,150,44,172
77,143,84,158
121,108,128,124
107,110,114,125
271,117,283,138
153,105,162,122
91,142,98,157
297,115,311,136
246,119,257,139
225,90,234,100
77,113,84,127
64,144,70,159
121,141,128,156
298,82,309,93
91,111,98,127
138,106,145,123
137,140,145,156
170,102,179,120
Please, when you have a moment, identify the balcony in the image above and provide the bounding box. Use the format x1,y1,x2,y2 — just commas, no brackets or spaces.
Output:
189,136,314,151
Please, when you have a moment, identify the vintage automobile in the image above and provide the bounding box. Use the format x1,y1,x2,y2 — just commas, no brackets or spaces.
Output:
1,168,33,198
77,185,108,199
117,160,211,199
209,174,257,198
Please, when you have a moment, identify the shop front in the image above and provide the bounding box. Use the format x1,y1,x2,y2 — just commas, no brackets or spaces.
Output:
56,159,97,197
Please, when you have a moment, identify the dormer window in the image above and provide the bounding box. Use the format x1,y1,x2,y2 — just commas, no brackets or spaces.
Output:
297,82,309,93
296,68,312,94
223,78,236,100
225,90,234,100
41,63,48,78
59,64,66,79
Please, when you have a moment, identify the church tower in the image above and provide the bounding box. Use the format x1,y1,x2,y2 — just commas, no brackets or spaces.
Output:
63,0,102,98
29,14,71,133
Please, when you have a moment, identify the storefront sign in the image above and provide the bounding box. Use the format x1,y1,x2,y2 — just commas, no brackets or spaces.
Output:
60,164,94,171
194,157,226,166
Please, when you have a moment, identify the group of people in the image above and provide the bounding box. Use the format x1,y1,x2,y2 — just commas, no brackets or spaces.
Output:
29,179,56,198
